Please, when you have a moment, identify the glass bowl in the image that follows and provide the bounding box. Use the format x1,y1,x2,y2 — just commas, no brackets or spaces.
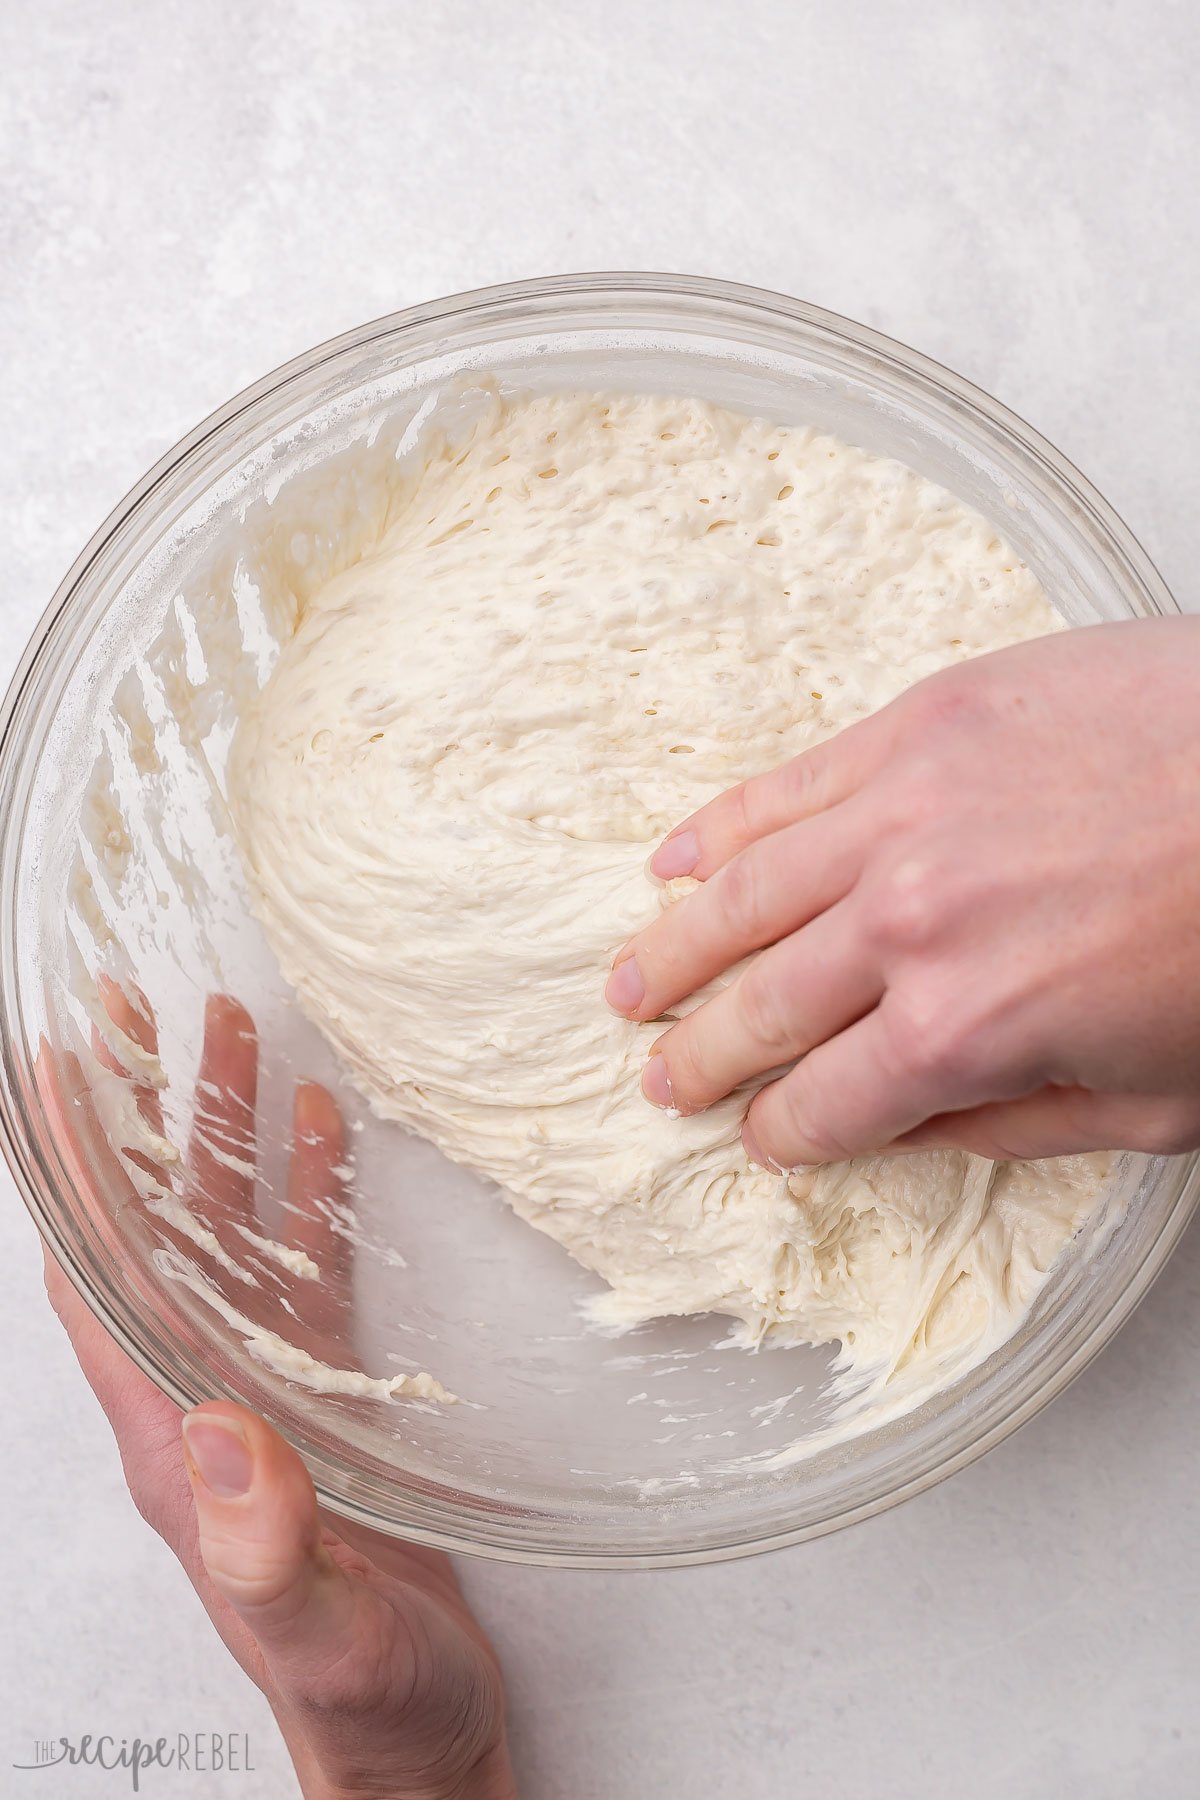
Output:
1,273,1195,1568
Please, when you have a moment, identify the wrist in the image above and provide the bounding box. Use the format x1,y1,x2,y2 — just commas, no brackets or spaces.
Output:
433,1738,517,1800
295,1733,516,1800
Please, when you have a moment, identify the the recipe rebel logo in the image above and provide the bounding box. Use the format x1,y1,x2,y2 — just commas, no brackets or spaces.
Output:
12,1731,256,1790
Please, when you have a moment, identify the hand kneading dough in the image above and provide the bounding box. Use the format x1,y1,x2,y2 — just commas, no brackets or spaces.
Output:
228,388,1106,1409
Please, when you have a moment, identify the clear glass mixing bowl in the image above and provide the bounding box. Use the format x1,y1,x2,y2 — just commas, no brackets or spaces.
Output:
2,274,1196,1567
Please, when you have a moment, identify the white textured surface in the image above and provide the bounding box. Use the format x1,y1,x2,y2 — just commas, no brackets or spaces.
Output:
2,3,1198,1796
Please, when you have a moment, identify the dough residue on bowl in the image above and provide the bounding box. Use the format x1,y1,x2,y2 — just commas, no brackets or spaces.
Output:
226,386,1107,1416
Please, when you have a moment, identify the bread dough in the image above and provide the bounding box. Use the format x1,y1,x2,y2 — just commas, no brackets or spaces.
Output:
228,388,1106,1411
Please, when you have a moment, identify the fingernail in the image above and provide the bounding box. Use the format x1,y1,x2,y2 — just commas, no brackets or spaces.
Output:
744,1124,790,1173
742,1124,765,1168
742,1127,809,1177
294,1080,341,1141
650,830,699,880
183,1416,254,1499
205,993,256,1044
642,1053,673,1108
605,956,646,1015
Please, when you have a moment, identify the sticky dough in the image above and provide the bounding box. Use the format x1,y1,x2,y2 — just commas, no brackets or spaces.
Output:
228,388,1106,1409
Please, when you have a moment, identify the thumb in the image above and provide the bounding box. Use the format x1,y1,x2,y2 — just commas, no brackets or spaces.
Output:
181,1402,360,1660
890,1086,1198,1161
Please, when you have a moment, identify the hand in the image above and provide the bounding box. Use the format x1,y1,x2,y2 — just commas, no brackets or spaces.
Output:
606,616,1200,1170
40,986,514,1800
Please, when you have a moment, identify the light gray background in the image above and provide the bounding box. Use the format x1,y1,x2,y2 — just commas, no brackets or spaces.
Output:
3,2,1198,1795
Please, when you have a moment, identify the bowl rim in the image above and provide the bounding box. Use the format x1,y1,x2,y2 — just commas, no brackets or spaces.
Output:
1,270,1196,1567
